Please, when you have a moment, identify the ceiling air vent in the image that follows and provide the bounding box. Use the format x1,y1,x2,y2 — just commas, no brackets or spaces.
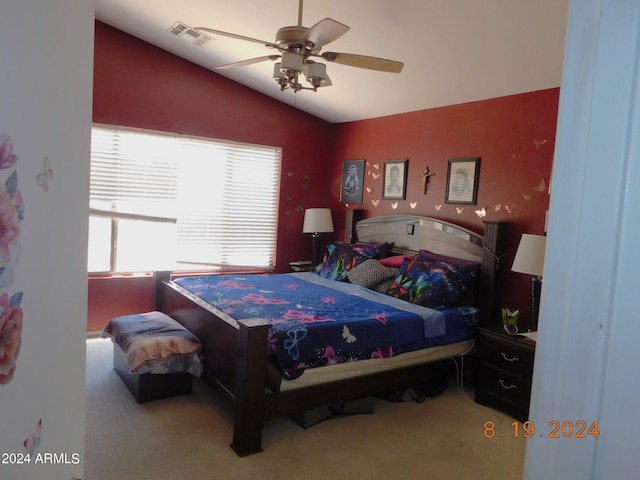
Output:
168,21,211,46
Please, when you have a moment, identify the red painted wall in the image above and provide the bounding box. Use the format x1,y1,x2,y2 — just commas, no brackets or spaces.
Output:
330,89,559,329
89,21,338,330
89,21,558,332
87,276,154,332
93,21,337,266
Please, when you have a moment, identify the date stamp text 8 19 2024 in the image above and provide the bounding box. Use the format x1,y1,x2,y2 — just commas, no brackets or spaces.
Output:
483,420,600,439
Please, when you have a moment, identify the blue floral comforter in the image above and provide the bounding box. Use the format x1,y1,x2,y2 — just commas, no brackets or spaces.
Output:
173,272,478,379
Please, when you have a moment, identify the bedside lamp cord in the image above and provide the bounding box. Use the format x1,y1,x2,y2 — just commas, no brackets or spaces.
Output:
483,243,506,269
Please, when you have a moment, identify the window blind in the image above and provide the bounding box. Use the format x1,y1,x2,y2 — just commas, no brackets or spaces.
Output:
89,125,281,271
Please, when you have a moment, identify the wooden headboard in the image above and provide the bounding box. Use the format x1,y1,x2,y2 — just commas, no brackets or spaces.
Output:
355,215,484,261
355,215,507,327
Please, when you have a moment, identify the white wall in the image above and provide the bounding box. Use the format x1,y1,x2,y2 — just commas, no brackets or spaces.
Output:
525,0,640,478
0,1,94,479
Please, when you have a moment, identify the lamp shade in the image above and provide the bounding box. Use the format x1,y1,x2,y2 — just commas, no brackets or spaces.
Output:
303,208,334,234
512,234,546,278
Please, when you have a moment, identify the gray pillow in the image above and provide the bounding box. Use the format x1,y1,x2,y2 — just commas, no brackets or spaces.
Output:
347,259,399,289
373,277,397,294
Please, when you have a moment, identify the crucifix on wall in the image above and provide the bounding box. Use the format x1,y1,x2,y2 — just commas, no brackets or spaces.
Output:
419,166,435,194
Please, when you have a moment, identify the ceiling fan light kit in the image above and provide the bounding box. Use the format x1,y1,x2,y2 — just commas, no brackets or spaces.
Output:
304,62,330,89
196,0,403,93
274,53,330,92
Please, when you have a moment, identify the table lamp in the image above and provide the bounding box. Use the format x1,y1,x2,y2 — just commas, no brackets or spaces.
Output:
303,208,334,266
511,234,546,330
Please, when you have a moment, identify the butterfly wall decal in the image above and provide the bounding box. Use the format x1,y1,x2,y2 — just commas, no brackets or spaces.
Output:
36,157,54,192
372,173,380,180
434,204,442,211
391,202,398,209
410,202,417,209
24,419,42,455
534,139,547,149
371,200,379,207
534,178,547,192
475,207,487,218
456,207,464,214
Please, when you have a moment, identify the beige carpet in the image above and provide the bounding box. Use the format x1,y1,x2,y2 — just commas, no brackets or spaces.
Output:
85,338,525,479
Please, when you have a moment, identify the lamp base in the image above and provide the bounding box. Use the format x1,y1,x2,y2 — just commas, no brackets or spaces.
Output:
311,233,323,266
531,277,542,330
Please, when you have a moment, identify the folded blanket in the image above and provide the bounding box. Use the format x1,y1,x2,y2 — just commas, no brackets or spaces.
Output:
102,311,202,373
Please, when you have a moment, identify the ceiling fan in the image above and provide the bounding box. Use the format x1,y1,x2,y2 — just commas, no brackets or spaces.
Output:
195,0,404,92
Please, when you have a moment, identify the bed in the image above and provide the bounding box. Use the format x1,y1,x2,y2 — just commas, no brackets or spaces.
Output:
153,215,507,456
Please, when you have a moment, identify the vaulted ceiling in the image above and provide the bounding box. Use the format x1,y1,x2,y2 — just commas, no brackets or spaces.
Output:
95,0,568,123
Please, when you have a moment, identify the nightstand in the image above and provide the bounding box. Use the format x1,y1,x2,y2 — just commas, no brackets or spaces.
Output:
289,261,316,272
474,326,535,422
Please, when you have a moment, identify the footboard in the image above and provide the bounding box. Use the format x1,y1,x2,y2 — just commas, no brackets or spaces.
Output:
153,271,270,456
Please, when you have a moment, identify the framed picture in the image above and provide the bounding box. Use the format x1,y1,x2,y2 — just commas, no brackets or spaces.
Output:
340,159,365,203
382,159,408,200
445,157,481,205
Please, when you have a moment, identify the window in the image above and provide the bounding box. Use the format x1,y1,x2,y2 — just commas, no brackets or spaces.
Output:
88,125,281,274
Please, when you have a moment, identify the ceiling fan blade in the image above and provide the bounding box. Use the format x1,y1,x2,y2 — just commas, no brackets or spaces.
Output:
303,18,349,49
195,27,277,48
321,52,404,73
216,55,281,70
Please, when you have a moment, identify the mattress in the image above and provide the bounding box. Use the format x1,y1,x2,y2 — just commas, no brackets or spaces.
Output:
277,339,475,392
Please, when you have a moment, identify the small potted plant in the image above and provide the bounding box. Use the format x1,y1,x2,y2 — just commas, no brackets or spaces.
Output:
501,308,520,335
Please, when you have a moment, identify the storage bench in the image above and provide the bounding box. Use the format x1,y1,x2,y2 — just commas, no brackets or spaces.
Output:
102,311,203,404
112,342,194,403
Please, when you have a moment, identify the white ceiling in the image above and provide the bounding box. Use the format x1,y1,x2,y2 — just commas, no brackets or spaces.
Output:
94,0,569,124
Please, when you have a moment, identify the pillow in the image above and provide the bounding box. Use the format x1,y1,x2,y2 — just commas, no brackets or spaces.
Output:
373,276,399,294
347,259,399,289
417,250,480,306
379,255,410,268
318,242,369,281
330,241,388,259
356,241,392,258
418,249,480,275
386,255,472,308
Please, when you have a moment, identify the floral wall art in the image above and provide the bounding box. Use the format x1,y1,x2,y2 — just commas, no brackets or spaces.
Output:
0,134,24,386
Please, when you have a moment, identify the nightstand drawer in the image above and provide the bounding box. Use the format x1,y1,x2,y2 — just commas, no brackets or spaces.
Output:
476,366,532,407
480,337,534,379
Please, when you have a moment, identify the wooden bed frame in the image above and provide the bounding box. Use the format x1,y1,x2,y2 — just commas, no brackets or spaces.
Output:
153,215,507,456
